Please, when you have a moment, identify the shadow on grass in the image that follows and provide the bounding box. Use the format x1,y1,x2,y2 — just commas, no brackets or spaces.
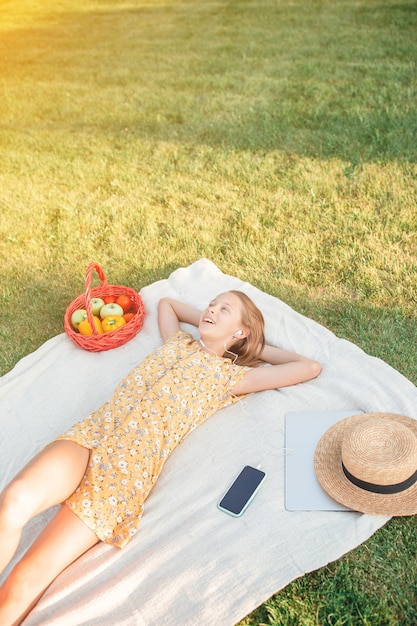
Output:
1,0,416,163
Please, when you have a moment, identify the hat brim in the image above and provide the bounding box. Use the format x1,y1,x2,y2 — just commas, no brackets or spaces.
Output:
314,412,417,516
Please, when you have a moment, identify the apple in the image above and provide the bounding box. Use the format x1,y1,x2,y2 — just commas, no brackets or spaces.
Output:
71,308,87,330
90,297,105,316
99,302,124,319
103,295,117,304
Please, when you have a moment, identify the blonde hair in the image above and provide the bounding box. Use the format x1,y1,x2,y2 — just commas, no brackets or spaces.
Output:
222,290,265,367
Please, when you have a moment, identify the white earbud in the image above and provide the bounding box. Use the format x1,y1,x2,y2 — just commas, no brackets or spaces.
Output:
234,330,243,337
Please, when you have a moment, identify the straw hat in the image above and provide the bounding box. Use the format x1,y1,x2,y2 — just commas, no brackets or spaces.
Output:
314,412,417,515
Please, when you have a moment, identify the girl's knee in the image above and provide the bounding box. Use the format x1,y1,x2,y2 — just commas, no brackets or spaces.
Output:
0,481,36,530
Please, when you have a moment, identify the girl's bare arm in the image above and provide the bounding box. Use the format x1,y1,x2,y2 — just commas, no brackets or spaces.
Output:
158,297,201,342
233,343,321,394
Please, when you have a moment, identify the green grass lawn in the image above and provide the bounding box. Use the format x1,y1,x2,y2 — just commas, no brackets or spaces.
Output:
1,0,416,623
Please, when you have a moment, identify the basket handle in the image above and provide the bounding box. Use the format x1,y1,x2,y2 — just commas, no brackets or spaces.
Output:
84,263,108,335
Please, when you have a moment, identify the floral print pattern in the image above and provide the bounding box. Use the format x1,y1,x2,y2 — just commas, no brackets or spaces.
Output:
56,331,249,547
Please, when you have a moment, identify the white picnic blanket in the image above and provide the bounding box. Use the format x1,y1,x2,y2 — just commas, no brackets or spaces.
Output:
1,258,416,625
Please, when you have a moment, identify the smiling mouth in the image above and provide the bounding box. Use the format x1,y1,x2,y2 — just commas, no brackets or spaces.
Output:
202,317,215,324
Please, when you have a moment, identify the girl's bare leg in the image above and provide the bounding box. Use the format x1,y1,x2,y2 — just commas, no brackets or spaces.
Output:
0,440,99,624
0,504,99,626
0,440,90,573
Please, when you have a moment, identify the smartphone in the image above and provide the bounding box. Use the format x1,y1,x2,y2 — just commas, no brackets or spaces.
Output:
217,465,266,517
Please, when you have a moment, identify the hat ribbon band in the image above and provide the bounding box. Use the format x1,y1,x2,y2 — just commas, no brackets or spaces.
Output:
342,463,417,495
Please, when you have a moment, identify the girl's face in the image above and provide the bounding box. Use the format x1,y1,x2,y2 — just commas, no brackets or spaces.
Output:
198,292,246,342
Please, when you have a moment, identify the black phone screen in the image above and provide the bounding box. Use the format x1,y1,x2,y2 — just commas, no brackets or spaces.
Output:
218,465,266,515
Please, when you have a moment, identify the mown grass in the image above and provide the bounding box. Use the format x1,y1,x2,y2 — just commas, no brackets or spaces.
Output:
1,0,416,623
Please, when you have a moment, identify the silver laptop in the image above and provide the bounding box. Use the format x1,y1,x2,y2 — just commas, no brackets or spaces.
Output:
284,409,364,511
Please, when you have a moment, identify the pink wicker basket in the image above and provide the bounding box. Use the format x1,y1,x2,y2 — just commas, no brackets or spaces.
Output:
64,262,145,352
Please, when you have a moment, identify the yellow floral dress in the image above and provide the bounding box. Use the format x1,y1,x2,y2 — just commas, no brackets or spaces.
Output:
56,330,250,548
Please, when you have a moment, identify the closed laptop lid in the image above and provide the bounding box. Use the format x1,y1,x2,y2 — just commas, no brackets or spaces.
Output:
285,409,364,511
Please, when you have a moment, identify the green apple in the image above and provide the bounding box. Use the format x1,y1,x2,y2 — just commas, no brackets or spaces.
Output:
99,302,124,319
91,297,105,316
71,309,87,330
